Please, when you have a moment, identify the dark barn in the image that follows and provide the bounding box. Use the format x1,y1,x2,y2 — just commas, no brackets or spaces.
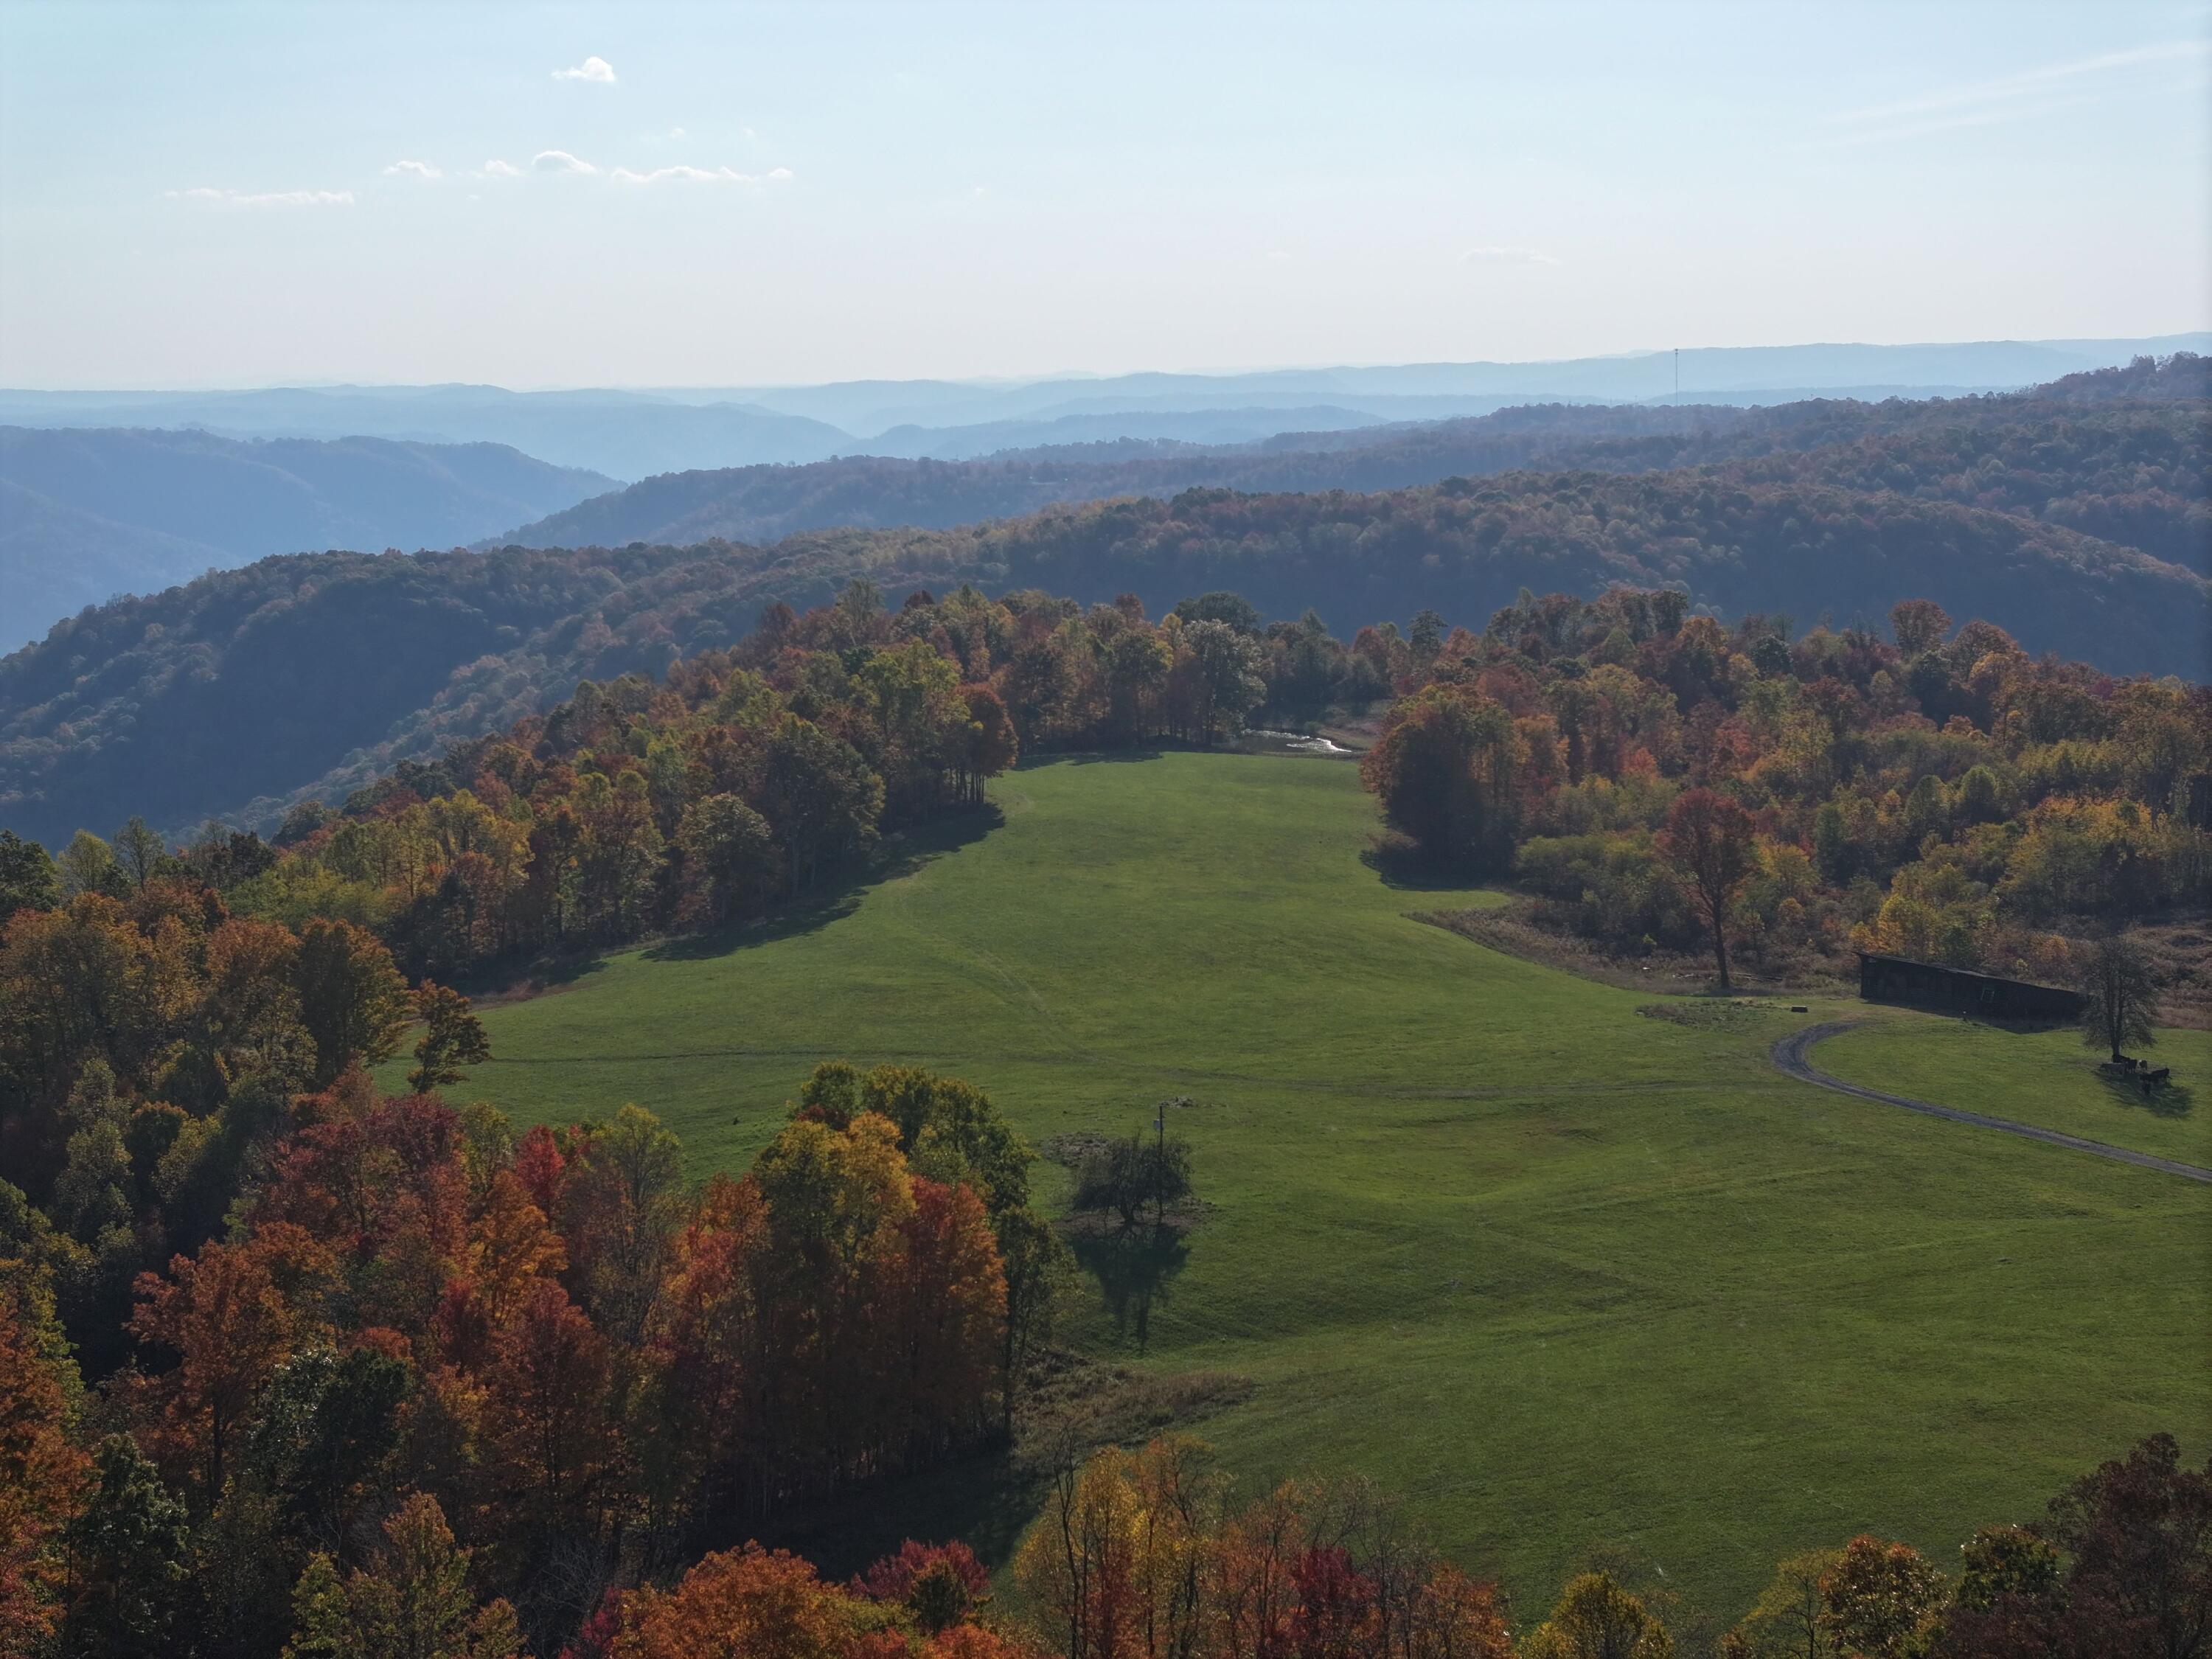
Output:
1857,952,2087,1025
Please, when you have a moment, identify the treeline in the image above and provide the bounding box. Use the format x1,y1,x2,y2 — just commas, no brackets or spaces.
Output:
1006,1431,2211,1659
1359,589,2211,984
0,578,1337,1432
6,364,2205,848
2,582,1380,990
1716,406,2208,573
0,1057,1066,1656
12,574,2207,1006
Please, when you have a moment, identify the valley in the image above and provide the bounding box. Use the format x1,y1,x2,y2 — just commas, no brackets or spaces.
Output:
437,749,2212,1617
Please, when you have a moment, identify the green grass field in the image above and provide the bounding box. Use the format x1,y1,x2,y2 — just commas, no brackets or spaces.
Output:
454,752,2212,1620
1818,1015,2211,1169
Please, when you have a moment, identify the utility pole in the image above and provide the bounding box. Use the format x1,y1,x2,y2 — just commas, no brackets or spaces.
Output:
1674,347,1680,402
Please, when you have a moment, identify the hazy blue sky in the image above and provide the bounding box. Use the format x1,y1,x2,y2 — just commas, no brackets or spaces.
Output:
1,0,2206,389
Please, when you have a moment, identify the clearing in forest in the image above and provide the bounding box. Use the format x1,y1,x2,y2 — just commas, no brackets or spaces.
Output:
457,750,2212,1618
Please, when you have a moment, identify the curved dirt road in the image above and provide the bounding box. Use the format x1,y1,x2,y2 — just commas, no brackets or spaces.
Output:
1772,1021,2212,1185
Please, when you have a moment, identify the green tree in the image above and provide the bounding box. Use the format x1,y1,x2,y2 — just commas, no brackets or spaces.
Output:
57,832,127,901
677,793,782,924
571,1104,688,1344
1183,619,1267,747
1103,628,1173,745
1072,1127,1192,1231
1523,1571,1675,1659
755,716,885,893
294,919,411,1087
112,818,170,891
61,1435,189,1659
857,1064,1032,1214
406,982,490,1095
1360,683,1522,869
1725,1548,1843,1658
282,1493,520,1659
1952,1525,2060,1615
1171,591,1263,635
0,830,59,917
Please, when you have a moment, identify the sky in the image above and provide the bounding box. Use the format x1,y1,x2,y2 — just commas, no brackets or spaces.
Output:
1,0,2207,389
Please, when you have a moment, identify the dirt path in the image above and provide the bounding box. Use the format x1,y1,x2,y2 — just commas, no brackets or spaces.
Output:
1772,1021,2212,1185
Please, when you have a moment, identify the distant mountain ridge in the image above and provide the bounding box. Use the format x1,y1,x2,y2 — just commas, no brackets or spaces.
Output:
1,352,2202,847
0,426,613,648
4,332,2200,478
493,356,2211,572
0,386,852,482
691,333,2212,431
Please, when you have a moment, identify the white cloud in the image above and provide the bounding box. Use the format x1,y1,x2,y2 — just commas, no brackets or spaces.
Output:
1460,245,1559,266
1831,38,2208,142
480,159,522,178
383,159,441,180
533,149,599,175
607,162,794,185
552,55,616,83
167,187,355,208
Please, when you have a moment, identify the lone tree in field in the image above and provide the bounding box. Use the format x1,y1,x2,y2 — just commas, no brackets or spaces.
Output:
2079,935,2160,1063
408,981,491,1094
1073,1126,1193,1230
1658,787,1757,991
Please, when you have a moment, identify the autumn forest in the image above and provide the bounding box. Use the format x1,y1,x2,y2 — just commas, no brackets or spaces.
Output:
4,526,2208,1658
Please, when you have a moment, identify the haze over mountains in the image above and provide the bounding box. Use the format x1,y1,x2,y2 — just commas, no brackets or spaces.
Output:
490,361,2212,568
1,352,2204,849
4,333,2200,479
0,428,613,649
1,333,2202,655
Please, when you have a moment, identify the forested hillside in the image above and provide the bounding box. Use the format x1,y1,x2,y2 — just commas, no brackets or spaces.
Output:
0,428,614,649
497,355,2211,570
4,458,2205,846
4,573,2205,1654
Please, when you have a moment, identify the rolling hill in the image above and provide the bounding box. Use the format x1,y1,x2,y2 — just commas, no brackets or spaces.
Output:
0,426,614,648
437,748,2211,1613
1,466,2201,849
495,358,2211,572
0,386,854,481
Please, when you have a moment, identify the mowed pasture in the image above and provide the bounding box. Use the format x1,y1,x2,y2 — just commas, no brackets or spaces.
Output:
1820,1015,2212,1170
456,751,2212,1618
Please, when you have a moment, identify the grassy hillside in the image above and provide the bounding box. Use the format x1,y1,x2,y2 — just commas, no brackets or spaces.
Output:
1818,1016,2211,1169
445,751,2212,1618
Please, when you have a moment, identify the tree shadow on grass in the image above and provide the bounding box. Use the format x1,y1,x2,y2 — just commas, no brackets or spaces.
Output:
1359,838,1489,894
2096,1071,2195,1120
644,805,1006,965
453,805,1006,998
1019,748,1166,768
1070,1224,1189,1353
